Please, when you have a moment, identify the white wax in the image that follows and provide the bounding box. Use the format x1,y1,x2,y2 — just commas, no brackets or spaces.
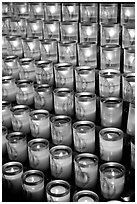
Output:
78,196,94,202
51,186,66,194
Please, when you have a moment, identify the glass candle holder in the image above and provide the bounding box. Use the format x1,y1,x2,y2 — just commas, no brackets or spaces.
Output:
2,76,17,102
14,3,30,18
60,21,78,42
99,4,118,24
100,24,120,46
78,42,97,67
80,3,98,22
100,45,121,70
73,121,95,153
30,109,50,139
130,137,135,169
2,2,13,17
2,126,8,156
51,115,72,146
73,190,99,202
8,18,20,36
16,79,34,106
17,17,28,38
100,162,125,199
62,3,79,21
50,145,72,180
79,22,98,43
99,128,123,162
34,84,53,112
2,162,23,195
46,180,70,202
53,88,74,117
127,102,135,136
35,60,54,86
30,3,44,19
6,132,27,163
4,55,19,79
100,97,123,128
27,19,43,40
44,20,60,41
2,101,12,128
74,153,98,190
44,3,61,21
99,69,121,97
28,138,49,171
122,72,135,103
75,92,96,122
54,62,74,89
2,18,9,35
40,39,58,63
11,105,30,134
122,25,135,48
123,47,135,73
121,3,135,25
75,65,95,93
22,170,44,201
7,35,23,58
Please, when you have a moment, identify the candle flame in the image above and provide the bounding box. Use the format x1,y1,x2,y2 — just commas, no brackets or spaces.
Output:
111,170,115,177
129,56,135,65
68,6,74,13
68,26,73,34
21,7,26,14
109,29,116,37
11,167,15,173
125,9,131,17
85,49,92,57
107,133,113,139
129,30,135,39
107,52,112,61
59,152,64,157
86,27,92,36
50,6,56,14
50,24,56,32
33,24,38,31
36,7,41,13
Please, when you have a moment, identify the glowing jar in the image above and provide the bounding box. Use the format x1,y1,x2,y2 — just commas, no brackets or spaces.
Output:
7,35,23,58
62,3,79,21
123,47,135,73
60,21,78,42
99,4,118,24
121,3,135,25
44,3,61,21
122,25,135,48
80,3,98,22
73,190,99,202
27,19,43,40
44,20,60,41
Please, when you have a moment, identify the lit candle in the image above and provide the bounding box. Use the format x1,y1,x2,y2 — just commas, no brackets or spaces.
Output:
100,162,125,199
7,36,23,58
100,4,118,24
30,110,50,139
121,4,135,25
80,3,98,22
62,3,79,21
122,25,135,48
2,126,8,156
46,180,70,202
60,21,78,42
73,190,99,202
99,128,123,162
74,153,98,190
22,170,44,201
80,22,98,43
50,145,72,180
127,102,135,136
130,137,135,169
73,121,95,153
44,20,60,41
28,138,49,171
28,19,43,39
45,3,61,21
2,101,12,128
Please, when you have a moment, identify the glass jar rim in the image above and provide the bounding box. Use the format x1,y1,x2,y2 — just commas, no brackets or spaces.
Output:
73,120,95,131
3,161,23,176
6,132,26,142
12,105,30,113
54,88,73,96
28,138,49,149
74,153,98,167
50,145,72,159
51,115,72,124
99,127,123,141
54,62,73,70
101,97,123,104
99,69,120,77
4,55,18,61
35,60,52,67
73,190,99,202
22,170,44,186
75,65,95,72
30,110,49,120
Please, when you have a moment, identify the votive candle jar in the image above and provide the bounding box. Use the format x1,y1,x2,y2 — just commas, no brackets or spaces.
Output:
27,19,43,40
7,35,23,58
51,115,72,146
34,84,53,112
62,3,79,22
30,3,44,19
73,190,99,202
16,80,34,106
60,21,78,42
122,25,135,48
100,97,123,128
75,65,95,93
100,45,121,70
11,105,30,134
44,3,61,21
80,3,98,22
35,60,54,86
2,161,23,195
99,128,123,162
73,121,95,153
50,145,72,180
130,137,135,169
54,62,74,89
2,2,13,17
28,138,49,171
46,180,70,202
2,101,12,128
121,3,135,25
30,109,50,139
123,47,135,73
44,20,60,41
127,102,135,136
99,69,120,97
4,55,19,79
75,92,96,122
100,162,125,200
2,126,8,156
8,18,21,36
17,18,28,38
99,4,118,24
54,88,74,117
6,132,27,163
14,3,29,18
74,153,98,190
22,170,44,201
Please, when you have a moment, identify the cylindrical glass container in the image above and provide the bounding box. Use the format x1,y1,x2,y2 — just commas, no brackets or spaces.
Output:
100,45,121,70
78,42,97,67
35,60,54,86
73,190,99,202
29,3,44,19
121,3,135,25
123,47,135,73
122,25,135,48
17,17,28,38
50,145,72,180
7,35,23,58
100,97,123,128
62,3,79,21
14,3,30,18
99,4,118,24
75,92,96,122
2,2,13,17
127,102,135,136
8,18,20,36
58,41,77,65
75,65,95,93
80,3,98,22
100,162,125,199
54,62,74,89
2,101,12,128
30,110,50,139
27,19,43,40
44,20,60,41
73,121,95,153
34,84,53,112
28,138,49,171
6,132,27,163
130,137,135,169
74,153,98,190
60,21,78,42
44,3,61,21
51,115,72,146
4,55,19,79
99,128,123,162
2,126,8,156
11,105,30,134
16,80,34,106
22,170,44,201
99,69,121,97
46,180,70,202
